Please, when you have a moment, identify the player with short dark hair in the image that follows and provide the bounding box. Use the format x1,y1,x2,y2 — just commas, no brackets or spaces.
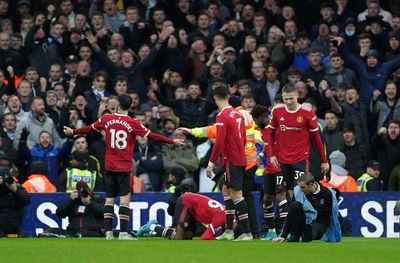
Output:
206,84,252,241
137,184,226,240
251,105,287,240
64,94,185,240
267,85,329,198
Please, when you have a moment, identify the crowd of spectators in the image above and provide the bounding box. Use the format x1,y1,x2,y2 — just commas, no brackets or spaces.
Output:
0,0,399,195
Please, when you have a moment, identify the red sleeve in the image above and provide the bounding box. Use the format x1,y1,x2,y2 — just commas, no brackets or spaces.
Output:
148,131,173,144
200,228,215,240
311,130,327,163
91,115,106,132
209,115,226,164
307,112,327,163
131,118,151,137
73,125,94,134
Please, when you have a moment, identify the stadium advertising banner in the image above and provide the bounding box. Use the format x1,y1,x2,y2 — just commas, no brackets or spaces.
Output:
21,192,399,237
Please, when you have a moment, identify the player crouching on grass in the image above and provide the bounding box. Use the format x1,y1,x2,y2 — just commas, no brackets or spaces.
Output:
64,95,185,240
136,179,227,240
272,174,341,243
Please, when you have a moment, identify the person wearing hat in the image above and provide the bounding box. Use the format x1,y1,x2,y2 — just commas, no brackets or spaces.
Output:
386,31,400,61
58,150,100,192
339,122,369,180
224,46,237,65
333,33,400,104
62,54,79,84
357,160,383,191
16,0,31,17
161,167,185,193
320,150,358,192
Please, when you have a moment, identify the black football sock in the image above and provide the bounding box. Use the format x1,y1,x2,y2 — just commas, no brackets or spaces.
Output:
263,204,275,230
277,200,289,233
104,205,114,232
154,225,176,239
234,197,250,234
224,196,235,230
119,205,130,232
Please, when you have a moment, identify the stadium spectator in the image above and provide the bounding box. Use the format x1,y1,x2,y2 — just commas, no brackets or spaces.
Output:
162,129,198,179
134,135,164,192
370,81,400,133
323,110,344,156
340,123,370,180
357,160,383,191
388,164,400,191
14,97,62,149
17,129,73,187
371,120,400,190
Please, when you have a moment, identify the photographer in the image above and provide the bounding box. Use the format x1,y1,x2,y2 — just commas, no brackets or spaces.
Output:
40,181,104,237
0,167,30,237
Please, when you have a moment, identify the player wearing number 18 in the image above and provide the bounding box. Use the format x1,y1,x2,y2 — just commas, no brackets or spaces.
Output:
63,95,185,240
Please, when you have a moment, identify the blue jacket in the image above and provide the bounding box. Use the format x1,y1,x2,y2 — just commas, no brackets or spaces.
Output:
294,186,342,242
339,43,400,104
291,50,310,72
19,140,73,186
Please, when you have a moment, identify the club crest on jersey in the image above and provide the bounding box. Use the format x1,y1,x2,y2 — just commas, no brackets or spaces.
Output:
296,116,304,123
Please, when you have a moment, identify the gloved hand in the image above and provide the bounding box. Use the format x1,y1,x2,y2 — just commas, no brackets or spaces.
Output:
20,128,30,142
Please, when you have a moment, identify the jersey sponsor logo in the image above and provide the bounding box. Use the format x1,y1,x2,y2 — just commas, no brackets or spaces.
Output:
279,125,302,131
215,122,224,126
296,116,304,123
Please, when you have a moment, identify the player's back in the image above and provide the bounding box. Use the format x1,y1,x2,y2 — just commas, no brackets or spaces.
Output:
181,193,226,225
217,107,246,166
94,113,149,172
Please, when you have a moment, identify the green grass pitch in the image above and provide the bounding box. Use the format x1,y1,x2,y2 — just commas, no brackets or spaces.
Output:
1,237,399,263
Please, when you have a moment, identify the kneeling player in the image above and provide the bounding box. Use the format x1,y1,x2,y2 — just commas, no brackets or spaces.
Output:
137,191,226,240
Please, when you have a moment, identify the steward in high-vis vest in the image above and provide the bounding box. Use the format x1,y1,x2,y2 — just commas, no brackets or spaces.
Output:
162,167,185,193
57,151,99,192
357,160,383,192
22,161,56,193
179,104,260,237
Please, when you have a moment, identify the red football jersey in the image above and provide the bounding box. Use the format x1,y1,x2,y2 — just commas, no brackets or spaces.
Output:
209,106,246,167
267,104,319,164
91,113,149,172
181,193,226,240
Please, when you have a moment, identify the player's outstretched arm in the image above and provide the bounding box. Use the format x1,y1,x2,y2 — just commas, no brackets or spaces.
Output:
147,131,185,146
63,125,94,136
